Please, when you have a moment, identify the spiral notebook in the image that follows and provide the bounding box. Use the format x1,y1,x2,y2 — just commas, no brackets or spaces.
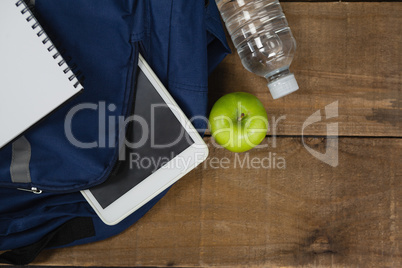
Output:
0,0,83,149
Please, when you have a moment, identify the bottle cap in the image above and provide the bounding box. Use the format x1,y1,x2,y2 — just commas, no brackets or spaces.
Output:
267,73,299,99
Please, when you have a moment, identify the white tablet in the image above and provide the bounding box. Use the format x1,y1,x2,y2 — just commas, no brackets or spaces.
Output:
81,54,208,225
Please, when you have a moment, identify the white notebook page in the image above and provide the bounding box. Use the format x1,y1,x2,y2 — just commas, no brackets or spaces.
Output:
0,0,82,148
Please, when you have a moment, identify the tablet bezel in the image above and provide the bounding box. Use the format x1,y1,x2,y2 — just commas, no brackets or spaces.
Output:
81,54,208,225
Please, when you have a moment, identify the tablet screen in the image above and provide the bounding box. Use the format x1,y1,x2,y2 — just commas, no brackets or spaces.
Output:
89,68,195,209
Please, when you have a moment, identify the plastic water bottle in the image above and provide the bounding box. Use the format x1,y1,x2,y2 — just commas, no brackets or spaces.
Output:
215,0,298,99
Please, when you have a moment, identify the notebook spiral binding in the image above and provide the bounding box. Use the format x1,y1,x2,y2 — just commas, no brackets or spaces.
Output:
15,0,84,89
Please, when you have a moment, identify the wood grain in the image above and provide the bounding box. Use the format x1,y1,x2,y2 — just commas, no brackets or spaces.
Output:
209,2,401,137
30,137,402,267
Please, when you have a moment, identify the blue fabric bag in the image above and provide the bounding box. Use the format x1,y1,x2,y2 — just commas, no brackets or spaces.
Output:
0,0,229,264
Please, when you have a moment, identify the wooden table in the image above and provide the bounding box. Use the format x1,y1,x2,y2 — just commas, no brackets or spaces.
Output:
25,1,402,267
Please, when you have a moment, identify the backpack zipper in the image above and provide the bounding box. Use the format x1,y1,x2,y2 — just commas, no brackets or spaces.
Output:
17,187,43,194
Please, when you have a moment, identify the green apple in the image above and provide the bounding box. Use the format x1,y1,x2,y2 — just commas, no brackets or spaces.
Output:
209,92,268,153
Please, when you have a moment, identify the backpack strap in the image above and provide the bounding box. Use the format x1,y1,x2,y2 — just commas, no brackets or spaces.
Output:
0,217,95,265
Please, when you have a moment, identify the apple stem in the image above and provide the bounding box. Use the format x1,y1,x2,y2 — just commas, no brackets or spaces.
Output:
238,113,245,122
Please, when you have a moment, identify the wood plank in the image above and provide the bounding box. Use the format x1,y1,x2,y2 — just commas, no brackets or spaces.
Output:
31,136,402,267
208,2,401,137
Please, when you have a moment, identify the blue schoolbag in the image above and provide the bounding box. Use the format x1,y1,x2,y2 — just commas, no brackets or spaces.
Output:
0,0,229,264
